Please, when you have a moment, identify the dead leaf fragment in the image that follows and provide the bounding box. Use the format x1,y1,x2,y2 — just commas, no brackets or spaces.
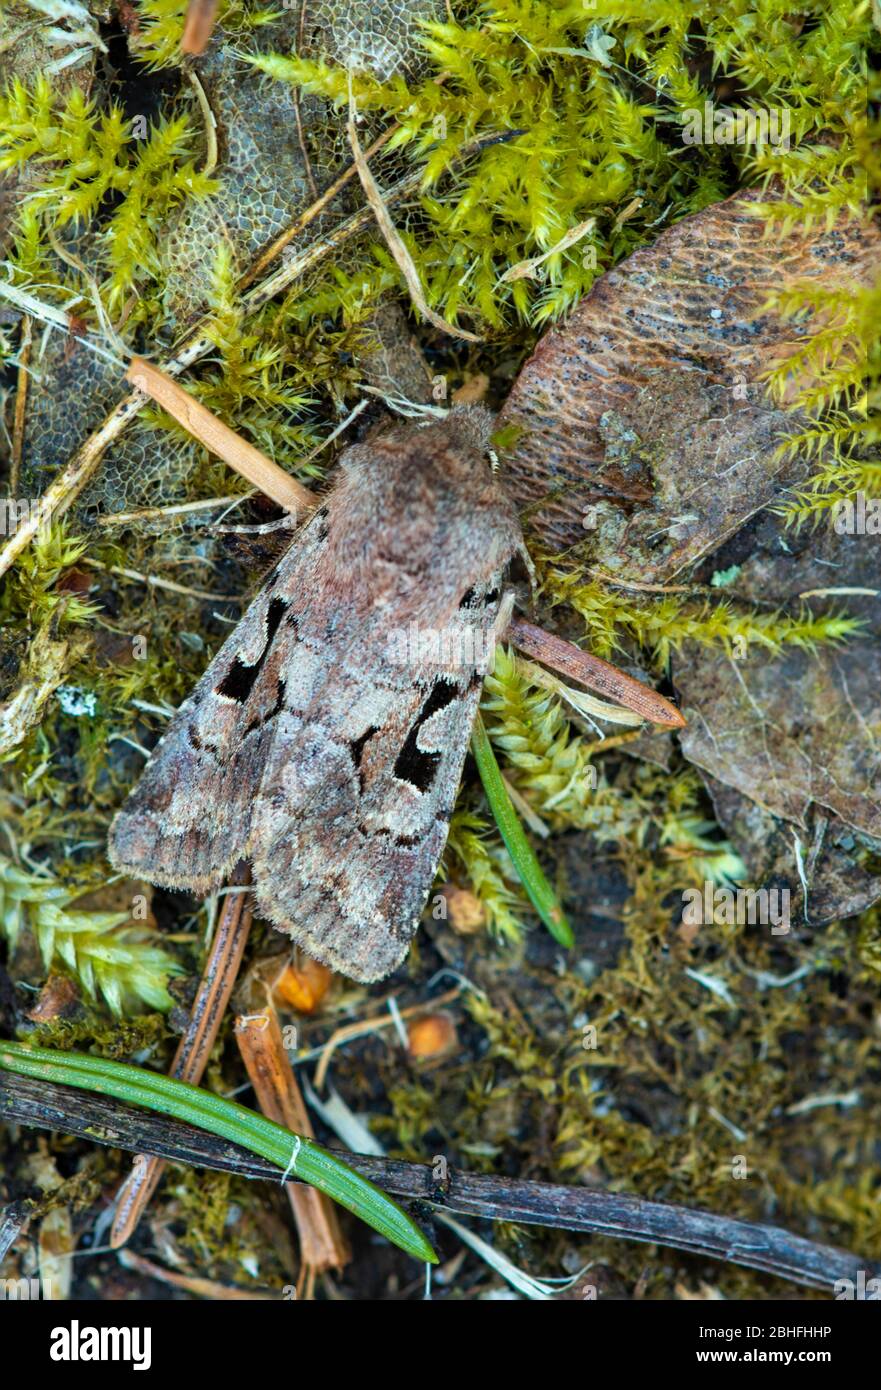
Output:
499,189,880,580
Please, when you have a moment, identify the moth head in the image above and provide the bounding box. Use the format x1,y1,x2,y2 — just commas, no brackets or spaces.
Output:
373,401,496,457
437,403,496,456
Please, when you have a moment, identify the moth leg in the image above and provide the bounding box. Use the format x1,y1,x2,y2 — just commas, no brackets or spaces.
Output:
212,512,302,537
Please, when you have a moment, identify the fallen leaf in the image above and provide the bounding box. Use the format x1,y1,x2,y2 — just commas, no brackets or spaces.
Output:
499,189,879,580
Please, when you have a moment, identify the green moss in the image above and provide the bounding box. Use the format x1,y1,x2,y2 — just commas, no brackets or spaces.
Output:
0,523,98,630
444,807,529,942
541,569,862,667
0,77,217,317
250,0,869,328
0,853,183,1016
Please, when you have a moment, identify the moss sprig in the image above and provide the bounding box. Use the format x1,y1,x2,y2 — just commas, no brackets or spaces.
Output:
0,854,182,1016
541,571,861,667
444,809,530,943
0,76,218,315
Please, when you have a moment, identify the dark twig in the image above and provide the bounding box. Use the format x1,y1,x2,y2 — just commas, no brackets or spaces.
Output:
2,1069,873,1295
110,862,253,1248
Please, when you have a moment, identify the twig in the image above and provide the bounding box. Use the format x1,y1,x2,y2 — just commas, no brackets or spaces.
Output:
0,278,126,369
346,83,481,344
10,314,31,495
127,358,314,515
293,0,318,203
312,986,462,1091
109,862,253,1248
118,1247,276,1299
185,65,218,175
239,125,399,290
2,1070,874,1295
498,218,595,284
97,496,249,527
181,0,219,56
508,617,686,728
81,556,242,603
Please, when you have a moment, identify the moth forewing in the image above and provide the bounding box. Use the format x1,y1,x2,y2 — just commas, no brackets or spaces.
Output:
107,510,331,895
108,406,524,982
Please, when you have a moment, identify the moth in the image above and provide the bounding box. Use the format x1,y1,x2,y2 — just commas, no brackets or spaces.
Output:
109,406,525,982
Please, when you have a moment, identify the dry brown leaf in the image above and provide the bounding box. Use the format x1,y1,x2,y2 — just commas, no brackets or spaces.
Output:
675,518,881,923
499,188,879,580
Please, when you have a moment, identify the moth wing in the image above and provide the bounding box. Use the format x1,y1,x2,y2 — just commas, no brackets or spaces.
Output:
108,514,329,894
249,577,505,982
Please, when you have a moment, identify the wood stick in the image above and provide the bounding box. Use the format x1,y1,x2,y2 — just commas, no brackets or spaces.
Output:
109,863,253,1248
127,359,314,515
181,0,219,55
235,1004,350,1276
508,617,686,728
10,315,31,495
3,1069,875,1295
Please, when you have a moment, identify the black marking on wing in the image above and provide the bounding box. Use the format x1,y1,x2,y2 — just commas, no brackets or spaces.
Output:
216,597,287,703
458,586,478,608
358,824,433,849
244,677,287,737
349,725,380,792
393,677,458,793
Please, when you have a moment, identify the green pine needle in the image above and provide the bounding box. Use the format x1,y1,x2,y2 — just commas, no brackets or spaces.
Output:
471,711,573,948
0,1041,438,1265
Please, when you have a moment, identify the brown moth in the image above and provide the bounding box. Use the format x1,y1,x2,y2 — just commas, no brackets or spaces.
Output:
109,406,525,982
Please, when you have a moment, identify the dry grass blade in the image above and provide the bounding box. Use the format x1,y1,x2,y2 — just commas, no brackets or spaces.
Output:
235,998,350,1288
346,86,481,345
126,357,314,515
508,617,686,728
